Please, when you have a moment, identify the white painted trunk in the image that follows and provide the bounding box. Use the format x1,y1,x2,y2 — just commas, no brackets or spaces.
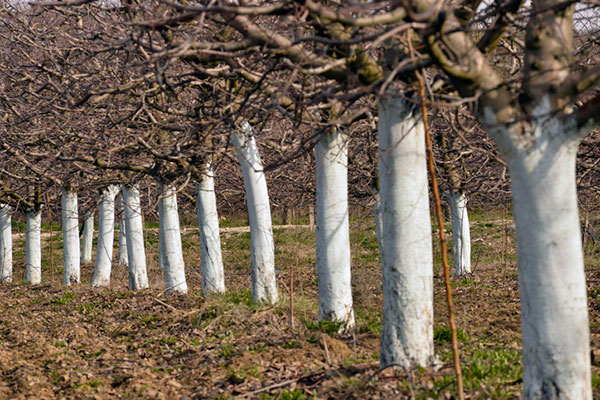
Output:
158,184,187,294
377,96,434,368
447,191,471,275
315,129,354,331
0,205,13,283
122,185,148,290
91,186,119,287
118,216,128,266
507,136,591,399
373,196,384,261
196,166,225,295
81,212,94,264
232,121,278,304
158,200,166,272
25,210,42,284
62,189,80,285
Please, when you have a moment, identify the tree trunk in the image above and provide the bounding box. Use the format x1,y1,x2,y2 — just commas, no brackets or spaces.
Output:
315,129,354,331
81,212,94,264
232,121,278,304
0,205,13,283
118,216,128,266
373,193,384,261
118,195,128,266
196,165,225,295
25,209,42,284
447,191,471,276
507,133,591,399
159,184,187,294
378,96,435,368
62,189,80,285
122,185,148,290
91,186,119,287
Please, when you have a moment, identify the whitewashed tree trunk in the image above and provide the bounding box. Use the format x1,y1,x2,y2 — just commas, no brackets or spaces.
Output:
25,210,42,284
62,189,80,285
315,129,354,331
118,216,128,266
378,96,434,368
447,191,471,275
373,193,384,261
0,205,13,283
122,185,148,290
158,200,166,272
81,212,94,264
91,186,119,287
232,121,278,304
196,165,225,295
493,111,591,398
158,184,187,294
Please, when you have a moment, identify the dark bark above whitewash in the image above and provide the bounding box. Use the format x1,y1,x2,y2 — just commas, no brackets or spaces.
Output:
406,0,518,133
523,0,575,114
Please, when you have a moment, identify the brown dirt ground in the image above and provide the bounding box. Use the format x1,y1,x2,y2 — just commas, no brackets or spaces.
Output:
0,217,598,399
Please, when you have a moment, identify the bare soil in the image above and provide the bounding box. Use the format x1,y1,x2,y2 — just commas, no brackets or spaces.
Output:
0,216,598,399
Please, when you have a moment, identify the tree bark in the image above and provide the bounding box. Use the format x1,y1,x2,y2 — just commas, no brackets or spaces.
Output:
0,205,13,283
118,216,128,266
159,184,187,294
62,189,80,285
232,121,278,304
447,191,471,276
25,210,42,284
503,119,591,399
196,165,225,295
91,185,119,287
122,185,148,290
315,128,355,331
80,212,94,264
373,193,384,261
378,96,435,368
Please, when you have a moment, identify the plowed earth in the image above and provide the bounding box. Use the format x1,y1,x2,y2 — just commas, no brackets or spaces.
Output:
0,217,598,399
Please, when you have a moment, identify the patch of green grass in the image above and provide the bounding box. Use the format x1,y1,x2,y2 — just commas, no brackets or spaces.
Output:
280,340,298,349
137,384,149,396
84,349,106,359
220,215,248,228
227,365,264,384
418,347,521,398
182,239,198,249
434,325,468,344
259,389,308,400
145,221,159,229
160,336,178,346
589,287,600,300
463,347,522,394
592,372,600,389
51,291,76,306
303,319,343,335
225,289,254,308
220,342,235,358
247,343,269,354
452,278,476,288
222,232,251,251
138,313,161,327
144,233,159,246
77,302,99,314
356,312,381,334
54,341,67,348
